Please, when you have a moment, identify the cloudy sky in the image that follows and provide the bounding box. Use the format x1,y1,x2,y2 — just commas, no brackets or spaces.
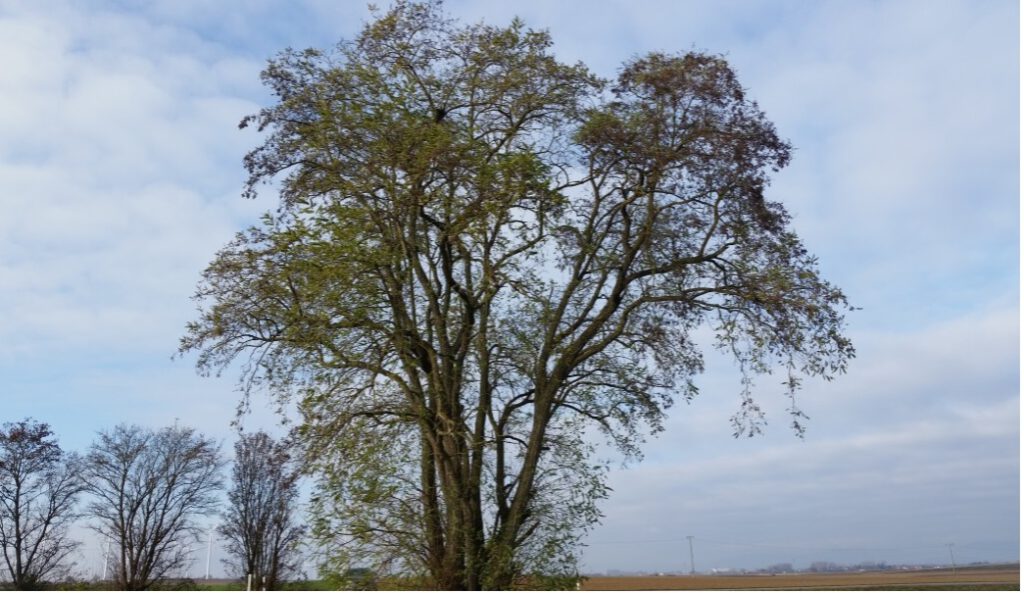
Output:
1,0,1017,576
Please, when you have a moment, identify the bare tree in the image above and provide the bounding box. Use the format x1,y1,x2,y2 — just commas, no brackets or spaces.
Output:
82,424,224,590
219,431,304,589
0,419,84,589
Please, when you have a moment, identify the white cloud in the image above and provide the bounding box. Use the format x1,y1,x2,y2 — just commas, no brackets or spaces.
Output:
584,302,1019,570
0,3,273,361
733,1,1019,329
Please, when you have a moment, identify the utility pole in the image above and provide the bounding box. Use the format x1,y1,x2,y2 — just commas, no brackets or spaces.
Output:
687,535,696,575
946,543,957,575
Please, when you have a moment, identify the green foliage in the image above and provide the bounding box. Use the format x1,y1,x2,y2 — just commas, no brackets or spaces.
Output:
318,568,377,591
276,579,337,591
47,579,113,591
183,1,854,589
48,579,197,591
513,573,583,591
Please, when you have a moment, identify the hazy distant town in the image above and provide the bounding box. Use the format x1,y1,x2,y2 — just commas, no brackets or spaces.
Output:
590,560,1011,577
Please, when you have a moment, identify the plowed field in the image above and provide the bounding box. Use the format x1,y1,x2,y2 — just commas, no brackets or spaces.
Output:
581,566,1019,590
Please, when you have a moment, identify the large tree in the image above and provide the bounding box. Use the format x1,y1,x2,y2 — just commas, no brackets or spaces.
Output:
219,431,304,589
182,2,854,589
0,419,83,589
82,424,224,590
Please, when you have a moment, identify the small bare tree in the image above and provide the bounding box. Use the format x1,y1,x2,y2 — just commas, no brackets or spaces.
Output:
82,424,224,590
219,431,304,590
0,419,84,589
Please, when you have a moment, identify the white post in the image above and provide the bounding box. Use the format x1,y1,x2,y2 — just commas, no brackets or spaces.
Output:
247,573,252,591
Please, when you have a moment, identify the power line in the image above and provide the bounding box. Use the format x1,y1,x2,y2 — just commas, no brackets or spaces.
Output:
696,537,950,553
587,535,962,553
587,536,693,545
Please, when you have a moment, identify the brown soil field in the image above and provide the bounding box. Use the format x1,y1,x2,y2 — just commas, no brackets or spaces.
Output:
581,566,1020,590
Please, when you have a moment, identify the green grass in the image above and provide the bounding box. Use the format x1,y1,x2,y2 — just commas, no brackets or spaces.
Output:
190,580,335,591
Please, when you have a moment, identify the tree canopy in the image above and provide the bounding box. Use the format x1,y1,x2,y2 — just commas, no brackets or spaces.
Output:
182,2,854,588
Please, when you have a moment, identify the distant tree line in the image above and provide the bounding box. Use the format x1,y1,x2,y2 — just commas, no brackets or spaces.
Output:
0,418,304,590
